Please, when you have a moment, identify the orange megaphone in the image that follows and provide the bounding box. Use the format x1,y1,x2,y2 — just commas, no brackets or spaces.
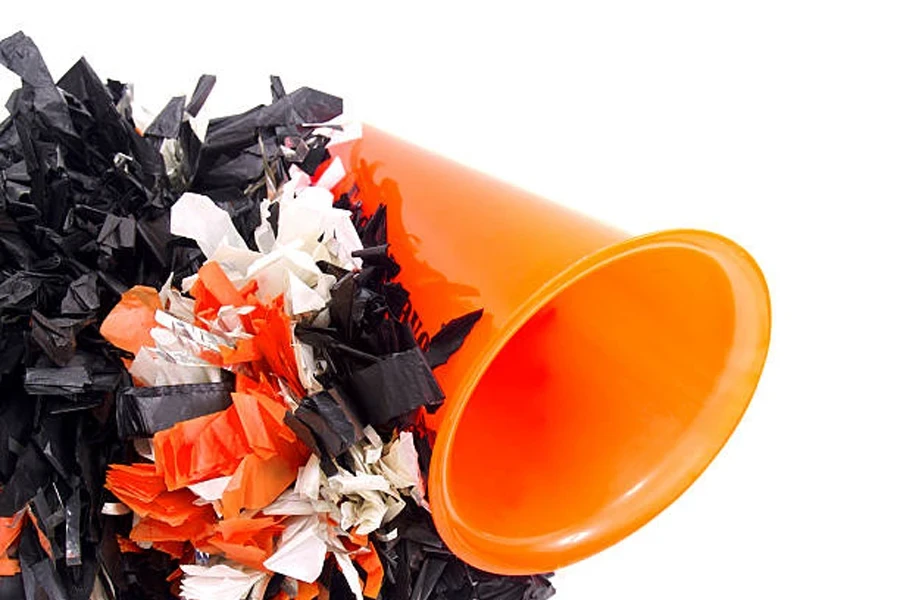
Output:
333,126,771,575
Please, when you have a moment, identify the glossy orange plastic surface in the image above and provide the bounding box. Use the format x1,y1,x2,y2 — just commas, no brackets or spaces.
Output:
336,126,771,575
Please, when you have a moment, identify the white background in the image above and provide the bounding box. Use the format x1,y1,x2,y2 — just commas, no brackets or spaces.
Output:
4,2,900,598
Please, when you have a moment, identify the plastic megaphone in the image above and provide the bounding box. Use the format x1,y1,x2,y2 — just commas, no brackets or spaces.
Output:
332,126,771,575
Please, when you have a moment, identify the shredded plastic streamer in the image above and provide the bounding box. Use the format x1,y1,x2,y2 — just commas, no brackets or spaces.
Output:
0,31,554,600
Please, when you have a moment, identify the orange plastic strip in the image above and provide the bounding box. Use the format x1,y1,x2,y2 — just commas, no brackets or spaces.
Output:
357,542,384,598
197,261,245,309
99,286,161,355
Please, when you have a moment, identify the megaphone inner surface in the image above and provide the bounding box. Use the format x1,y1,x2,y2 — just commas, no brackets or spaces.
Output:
437,232,770,569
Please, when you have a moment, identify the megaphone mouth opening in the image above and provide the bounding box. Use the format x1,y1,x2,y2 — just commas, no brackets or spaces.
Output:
429,229,771,575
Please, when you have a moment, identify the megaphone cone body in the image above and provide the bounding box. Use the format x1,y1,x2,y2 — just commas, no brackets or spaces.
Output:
336,126,771,575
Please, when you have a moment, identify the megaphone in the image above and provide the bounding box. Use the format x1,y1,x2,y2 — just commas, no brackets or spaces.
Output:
332,126,771,575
